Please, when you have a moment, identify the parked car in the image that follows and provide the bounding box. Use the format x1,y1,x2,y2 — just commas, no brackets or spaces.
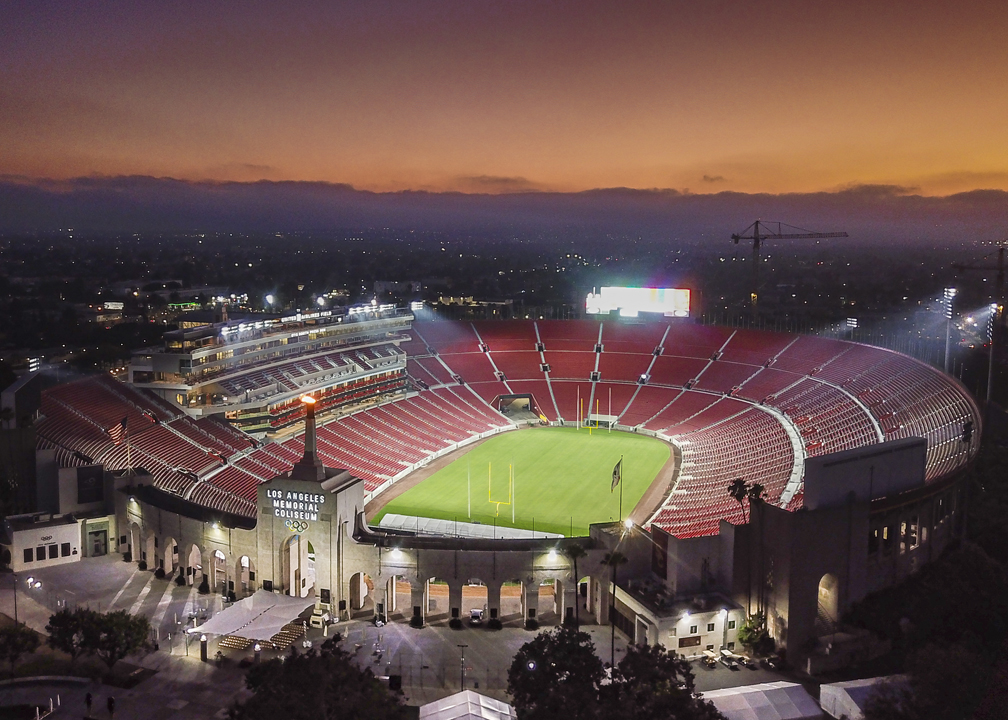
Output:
735,653,758,670
719,649,739,670
469,608,485,625
701,650,718,669
760,654,787,671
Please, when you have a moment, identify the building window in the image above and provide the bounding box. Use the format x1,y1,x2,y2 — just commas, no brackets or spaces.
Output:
61,543,71,557
705,644,715,651
36,546,45,562
23,549,32,564
48,544,58,560
728,641,736,650
869,526,880,554
669,628,677,637
728,620,736,630
689,625,697,635
707,623,715,632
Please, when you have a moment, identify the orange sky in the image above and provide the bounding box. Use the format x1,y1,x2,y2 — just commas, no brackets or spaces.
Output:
2,0,1006,195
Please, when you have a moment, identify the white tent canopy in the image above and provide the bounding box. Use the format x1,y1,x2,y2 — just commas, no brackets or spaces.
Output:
820,676,905,720
193,590,314,640
420,690,516,720
704,681,824,720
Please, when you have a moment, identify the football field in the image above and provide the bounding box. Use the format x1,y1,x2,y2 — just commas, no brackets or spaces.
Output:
372,426,671,536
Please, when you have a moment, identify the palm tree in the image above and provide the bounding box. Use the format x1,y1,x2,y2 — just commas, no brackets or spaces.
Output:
601,550,628,668
565,542,587,628
728,478,748,523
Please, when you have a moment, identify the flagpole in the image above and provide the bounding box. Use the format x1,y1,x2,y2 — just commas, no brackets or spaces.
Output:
612,453,620,520
609,387,612,433
577,386,580,429
467,460,471,520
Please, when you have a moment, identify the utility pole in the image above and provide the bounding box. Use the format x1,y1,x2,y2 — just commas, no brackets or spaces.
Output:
458,644,468,689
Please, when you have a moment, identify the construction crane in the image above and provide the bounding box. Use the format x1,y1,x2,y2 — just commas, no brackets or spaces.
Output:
731,220,848,311
951,245,1006,299
951,244,1006,404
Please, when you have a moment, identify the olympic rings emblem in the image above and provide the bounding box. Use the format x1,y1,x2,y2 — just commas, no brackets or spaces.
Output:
285,519,310,534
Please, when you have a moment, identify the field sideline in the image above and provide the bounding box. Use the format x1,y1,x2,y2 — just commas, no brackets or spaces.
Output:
372,426,671,536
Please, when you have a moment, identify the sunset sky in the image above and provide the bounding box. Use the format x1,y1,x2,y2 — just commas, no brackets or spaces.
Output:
2,0,1006,195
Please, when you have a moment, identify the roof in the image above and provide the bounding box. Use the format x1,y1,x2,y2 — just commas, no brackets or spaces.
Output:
419,691,516,720
703,681,824,720
820,676,906,720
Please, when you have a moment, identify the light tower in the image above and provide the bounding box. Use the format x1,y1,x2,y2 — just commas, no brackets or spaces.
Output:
944,287,957,375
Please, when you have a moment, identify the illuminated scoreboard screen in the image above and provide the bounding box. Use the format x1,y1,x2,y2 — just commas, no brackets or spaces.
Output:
585,286,691,318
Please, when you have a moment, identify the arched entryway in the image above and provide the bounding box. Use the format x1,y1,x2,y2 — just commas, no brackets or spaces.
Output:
348,572,373,617
129,523,141,562
236,556,256,596
280,534,314,597
144,535,157,568
386,575,410,622
187,544,203,585
817,573,839,634
163,537,177,575
212,550,228,594
463,579,489,624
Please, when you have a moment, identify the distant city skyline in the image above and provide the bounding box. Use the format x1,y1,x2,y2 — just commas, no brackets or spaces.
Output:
2,0,1007,196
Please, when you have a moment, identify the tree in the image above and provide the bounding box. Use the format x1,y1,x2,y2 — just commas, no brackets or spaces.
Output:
82,611,150,670
0,623,39,675
564,542,588,628
507,626,603,720
864,642,991,720
230,639,406,720
46,608,96,665
508,629,725,720
727,478,748,523
602,643,725,720
737,612,773,656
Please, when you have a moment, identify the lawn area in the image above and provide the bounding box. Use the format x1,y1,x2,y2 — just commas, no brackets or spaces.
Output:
373,426,670,536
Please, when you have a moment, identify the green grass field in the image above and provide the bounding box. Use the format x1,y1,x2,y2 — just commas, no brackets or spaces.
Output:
372,427,670,536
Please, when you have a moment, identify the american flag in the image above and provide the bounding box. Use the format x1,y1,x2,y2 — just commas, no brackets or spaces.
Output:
107,416,128,445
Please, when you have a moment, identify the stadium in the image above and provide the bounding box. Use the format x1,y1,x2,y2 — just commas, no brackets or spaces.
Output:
6,300,981,666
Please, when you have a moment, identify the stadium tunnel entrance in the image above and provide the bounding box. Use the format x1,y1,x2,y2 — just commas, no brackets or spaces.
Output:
495,394,546,423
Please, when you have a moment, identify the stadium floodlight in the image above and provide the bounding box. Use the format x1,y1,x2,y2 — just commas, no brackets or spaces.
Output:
390,548,403,560
623,518,633,530
265,294,275,306
316,296,326,307
944,287,957,373
548,549,557,560
300,395,316,405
